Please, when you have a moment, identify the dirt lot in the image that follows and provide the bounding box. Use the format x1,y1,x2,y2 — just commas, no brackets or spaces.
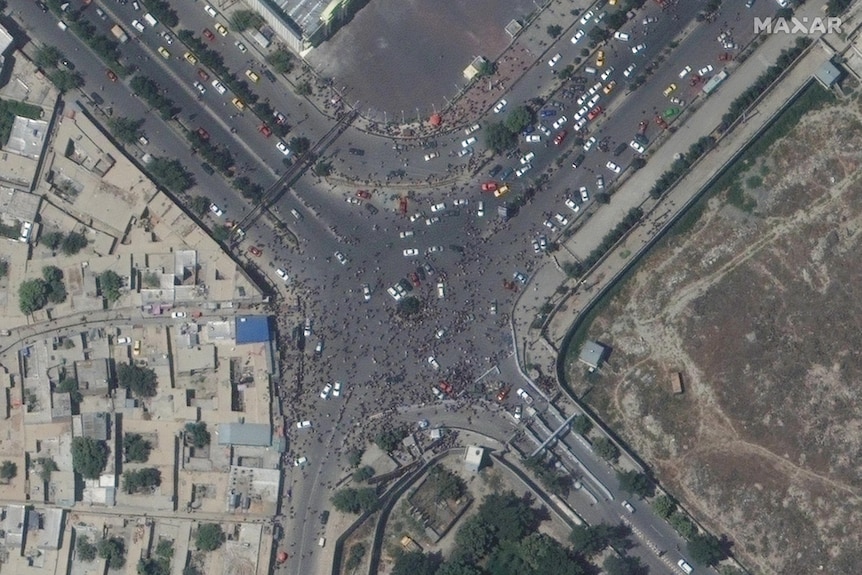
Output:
565,90,862,574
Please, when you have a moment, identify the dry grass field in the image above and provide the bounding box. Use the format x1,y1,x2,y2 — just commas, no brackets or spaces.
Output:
565,86,862,574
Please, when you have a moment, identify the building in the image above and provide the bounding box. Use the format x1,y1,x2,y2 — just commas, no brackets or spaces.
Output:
671,372,684,394
464,446,485,473
217,423,272,448
235,316,271,344
243,0,365,51
78,413,110,441
73,359,111,396
578,340,608,371
813,59,843,89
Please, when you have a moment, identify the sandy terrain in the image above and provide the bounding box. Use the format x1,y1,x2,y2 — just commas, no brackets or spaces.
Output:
566,89,862,573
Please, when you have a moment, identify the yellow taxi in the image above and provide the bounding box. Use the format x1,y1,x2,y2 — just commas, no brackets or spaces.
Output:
183,51,198,65
603,81,616,94
245,69,260,83
493,184,510,198
157,46,170,59
663,83,678,97
596,50,605,67
215,23,228,36
232,97,245,111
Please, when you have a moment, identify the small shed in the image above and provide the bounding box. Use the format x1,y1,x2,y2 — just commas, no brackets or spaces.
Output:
464,445,485,473
671,372,684,395
578,340,608,371
813,60,842,89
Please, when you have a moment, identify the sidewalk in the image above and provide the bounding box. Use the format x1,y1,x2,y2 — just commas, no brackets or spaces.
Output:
511,1,837,381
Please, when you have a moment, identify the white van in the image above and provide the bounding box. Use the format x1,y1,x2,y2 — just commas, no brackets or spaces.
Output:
677,559,693,574
584,66,597,75
143,12,158,27
57,21,68,31
317,537,326,547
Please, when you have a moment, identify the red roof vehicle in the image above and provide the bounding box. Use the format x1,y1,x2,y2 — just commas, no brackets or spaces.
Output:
553,130,568,146
355,189,371,199
248,246,262,257
481,181,498,192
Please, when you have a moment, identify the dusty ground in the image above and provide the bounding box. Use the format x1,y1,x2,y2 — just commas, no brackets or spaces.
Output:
566,91,862,574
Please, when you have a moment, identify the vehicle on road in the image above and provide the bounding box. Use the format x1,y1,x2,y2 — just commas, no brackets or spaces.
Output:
132,20,145,33
477,201,485,217
203,28,215,40
622,501,635,513
276,141,291,156
552,116,568,130
565,198,580,212
517,388,533,404
204,4,219,17
570,29,585,44
678,65,692,78
248,246,262,257
193,81,206,95
106,69,118,82
630,140,645,153
362,284,372,301
677,559,693,574
428,356,440,370
320,383,332,399
276,269,289,282
631,43,645,54
245,69,260,83
493,99,507,113
403,248,419,257
334,251,348,265
333,382,342,397
211,80,226,94
606,161,622,174
296,420,312,429
171,311,186,319
209,203,223,217
663,83,678,97
215,23,228,36
232,97,245,111
424,151,439,161
698,64,714,76
623,63,636,77
548,53,561,67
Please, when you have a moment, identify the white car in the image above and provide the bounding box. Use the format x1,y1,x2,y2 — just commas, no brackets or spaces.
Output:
294,456,307,467
435,328,446,340
623,63,636,78
116,337,131,345
678,65,692,79
131,19,145,33
387,286,402,301
403,248,419,257
579,9,594,24
209,203,223,217
276,268,289,282
577,94,588,106
399,230,414,239
516,387,533,404
677,560,693,574
606,161,622,174
622,500,635,513
431,202,446,212
171,311,186,319
334,251,348,265
493,99,507,113
410,212,423,222
570,29,585,44
670,96,685,106
437,281,445,298
193,81,206,95
515,164,532,178
698,64,714,76
552,116,568,130
538,123,552,138
276,141,291,156
554,213,569,227
296,420,312,429
548,53,561,67
320,383,332,399
614,31,630,42
161,31,173,44
520,152,535,165
461,136,477,148
631,43,646,54
333,382,342,397
211,80,226,94
424,151,439,161
431,386,444,400
362,284,372,301
543,219,558,232
304,317,312,337
643,15,657,24
235,40,248,53
630,140,645,153
565,198,580,213
600,66,614,81
427,245,444,253
589,94,600,107
573,118,587,132
428,356,440,370
581,186,590,202
583,137,597,152
464,123,480,135
477,201,485,217
526,134,541,143
425,216,440,226
457,147,472,158
204,3,218,17
453,199,468,206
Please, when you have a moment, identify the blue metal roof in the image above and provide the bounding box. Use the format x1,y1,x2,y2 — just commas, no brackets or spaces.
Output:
235,316,271,344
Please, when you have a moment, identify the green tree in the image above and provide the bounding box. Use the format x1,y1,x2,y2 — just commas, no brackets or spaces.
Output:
453,515,494,562
213,226,230,243
195,524,225,551
476,491,534,543
99,270,123,303
375,428,405,452
313,159,332,177
391,551,440,575
19,279,48,314
592,437,620,463
0,460,16,482
122,468,162,493
43,266,66,304
346,448,363,467
344,543,367,571
546,24,562,38
76,534,97,561
436,561,483,575
688,533,725,566
184,422,211,448
71,437,109,479
653,494,677,519
35,457,58,483
98,536,127,569
295,80,312,96
617,470,652,498
118,363,159,398
429,465,466,501
124,433,152,463
56,377,82,403
572,415,592,435
603,554,644,575
189,196,210,217
484,122,515,154
331,487,378,514
155,539,174,560
108,117,145,144
569,524,608,556
229,9,263,31
476,59,496,77
266,48,294,74
61,231,88,255
0,260,8,279
34,45,62,69
352,465,374,482
505,106,533,134
519,532,582,574
288,136,310,155
41,231,63,250
485,540,529,575
138,557,170,575
49,70,85,92
669,511,696,539
149,158,194,194
396,296,422,317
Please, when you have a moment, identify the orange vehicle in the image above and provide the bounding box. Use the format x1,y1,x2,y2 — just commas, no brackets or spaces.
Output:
496,386,511,402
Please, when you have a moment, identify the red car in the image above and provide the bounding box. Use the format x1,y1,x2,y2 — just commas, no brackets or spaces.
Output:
409,272,421,287
197,69,210,82
203,28,215,41
106,69,117,82
587,106,603,121
248,246,262,257
355,189,371,199
481,181,498,192
638,120,649,134
259,124,272,138
196,127,210,141
655,115,669,130
553,130,568,146
439,381,454,395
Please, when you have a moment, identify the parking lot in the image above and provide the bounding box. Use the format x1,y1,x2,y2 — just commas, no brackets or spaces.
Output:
305,0,538,119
